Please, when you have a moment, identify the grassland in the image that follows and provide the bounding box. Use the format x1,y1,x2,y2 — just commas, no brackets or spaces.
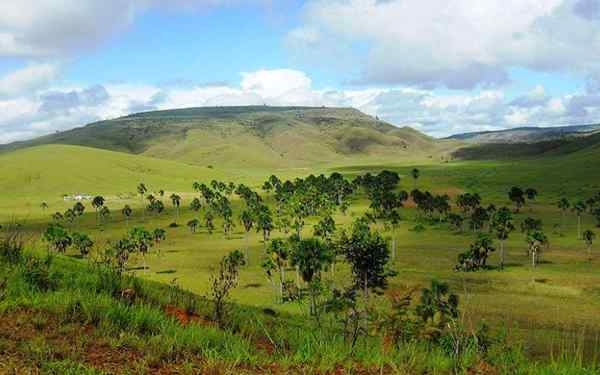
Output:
1,107,600,373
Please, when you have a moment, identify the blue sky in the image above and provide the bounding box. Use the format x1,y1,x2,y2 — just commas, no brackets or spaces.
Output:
1,0,600,143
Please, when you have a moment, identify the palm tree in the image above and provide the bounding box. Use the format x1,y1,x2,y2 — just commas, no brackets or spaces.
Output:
557,198,570,233
71,202,85,229
137,183,147,221
99,206,110,226
72,232,93,257
170,194,181,224
572,200,587,239
240,210,254,264
187,218,200,233
92,196,105,225
527,230,548,267
508,187,525,213
129,227,153,272
266,239,290,302
492,207,514,270
583,229,596,261
40,202,48,213
290,238,333,317
153,228,166,257
121,205,133,228
411,168,420,188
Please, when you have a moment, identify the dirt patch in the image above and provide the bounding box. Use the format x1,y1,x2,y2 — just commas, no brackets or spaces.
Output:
163,304,213,327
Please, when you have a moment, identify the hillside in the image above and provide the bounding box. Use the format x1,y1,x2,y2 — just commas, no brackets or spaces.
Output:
446,124,600,144
0,145,224,207
0,106,450,169
452,130,600,160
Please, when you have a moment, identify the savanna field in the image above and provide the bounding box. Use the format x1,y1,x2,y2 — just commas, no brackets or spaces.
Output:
1,107,600,374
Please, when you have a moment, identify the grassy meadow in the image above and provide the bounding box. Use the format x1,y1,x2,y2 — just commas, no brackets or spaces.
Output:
2,140,600,368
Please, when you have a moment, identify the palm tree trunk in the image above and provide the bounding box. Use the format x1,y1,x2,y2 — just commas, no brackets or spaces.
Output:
500,239,505,270
363,273,369,332
279,266,285,302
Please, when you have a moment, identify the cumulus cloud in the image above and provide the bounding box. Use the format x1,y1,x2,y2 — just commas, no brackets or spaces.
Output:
0,63,59,97
288,0,600,89
0,0,269,57
3,66,600,143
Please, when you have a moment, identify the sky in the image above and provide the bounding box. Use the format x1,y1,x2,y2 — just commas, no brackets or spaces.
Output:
2,0,600,143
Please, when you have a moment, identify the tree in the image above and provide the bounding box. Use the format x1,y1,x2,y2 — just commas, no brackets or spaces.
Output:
521,217,542,235
583,229,596,261
72,202,85,228
469,207,489,232
170,193,182,224
572,200,587,239
456,193,481,216
52,212,64,222
137,183,147,221
43,223,72,253
339,218,396,330
99,206,110,226
121,205,133,228
492,207,514,270
128,227,153,272
239,210,254,262
290,238,333,318
448,213,464,232
187,218,200,233
210,250,245,327
265,239,290,302
190,198,202,216
92,196,105,224
256,205,274,249
153,228,166,256
72,232,93,256
455,233,495,271
204,210,215,234
527,230,548,267
415,280,459,342
64,208,76,228
508,187,525,213
525,188,538,205
40,202,48,212
411,168,420,186
557,198,570,232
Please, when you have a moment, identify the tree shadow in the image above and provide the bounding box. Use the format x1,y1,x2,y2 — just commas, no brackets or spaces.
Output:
127,266,146,271
243,283,262,289
156,270,177,274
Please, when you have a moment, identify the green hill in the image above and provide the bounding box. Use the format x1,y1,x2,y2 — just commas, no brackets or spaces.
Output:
452,131,600,160
0,145,224,207
0,106,450,169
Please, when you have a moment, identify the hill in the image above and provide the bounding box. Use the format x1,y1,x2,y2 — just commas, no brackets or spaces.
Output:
0,145,225,208
0,106,450,169
446,124,600,144
452,130,600,160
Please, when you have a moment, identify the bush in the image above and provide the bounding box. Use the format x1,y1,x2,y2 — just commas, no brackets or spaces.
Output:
20,255,56,292
0,223,25,264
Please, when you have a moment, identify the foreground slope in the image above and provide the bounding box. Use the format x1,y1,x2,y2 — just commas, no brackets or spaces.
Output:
0,106,450,168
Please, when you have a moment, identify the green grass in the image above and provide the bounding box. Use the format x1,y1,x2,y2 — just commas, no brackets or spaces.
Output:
2,124,600,371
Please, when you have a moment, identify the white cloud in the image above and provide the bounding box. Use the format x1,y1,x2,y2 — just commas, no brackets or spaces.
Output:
0,63,59,97
3,67,600,143
240,69,313,99
289,0,600,89
0,0,269,58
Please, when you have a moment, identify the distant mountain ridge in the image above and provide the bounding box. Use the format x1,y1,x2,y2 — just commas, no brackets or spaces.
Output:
0,106,451,169
446,124,600,144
